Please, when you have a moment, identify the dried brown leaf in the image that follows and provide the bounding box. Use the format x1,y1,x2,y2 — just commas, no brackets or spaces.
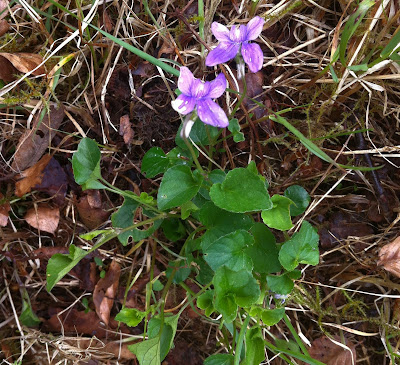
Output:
309,336,356,365
0,19,10,37
119,114,134,145
0,192,10,227
15,154,52,197
0,52,46,76
24,205,59,234
76,190,110,229
102,9,113,32
12,105,65,171
378,236,400,278
0,55,17,82
93,260,121,326
33,157,68,205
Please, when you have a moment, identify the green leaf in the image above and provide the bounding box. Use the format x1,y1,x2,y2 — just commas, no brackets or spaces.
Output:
128,336,161,365
267,274,294,295
152,280,164,291
115,308,146,327
197,290,215,317
180,200,199,219
80,229,109,240
209,169,226,184
157,165,203,210
72,138,102,185
210,166,272,213
348,64,369,72
261,195,293,231
199,202,254,250
82,179,107,190
228,118,245,142
20,299,40,327
161,218,186,242
46,244,87,291
165,260,191,284
284,185,310,216
199,201,253,231
242,326,265,365
248,223,281,274
204,230,254,272
111,197,162,245
141,147,169,178
147,314,179,361
204,354,234,365
214,267,260,323
260,308,285,326
279,221,319,271
194,257,215,285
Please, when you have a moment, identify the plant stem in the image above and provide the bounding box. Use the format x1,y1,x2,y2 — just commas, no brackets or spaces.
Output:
234,314,250,365
230,69,247,118
198,0,205,57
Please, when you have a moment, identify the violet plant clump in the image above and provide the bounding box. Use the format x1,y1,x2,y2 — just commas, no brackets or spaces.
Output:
206,16,265,74
48,15,320,365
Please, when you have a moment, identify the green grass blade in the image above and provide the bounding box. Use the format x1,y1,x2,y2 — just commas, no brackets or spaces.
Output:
339,0,374,67
270,113,382,171
88,24,180,77
380,26,400,59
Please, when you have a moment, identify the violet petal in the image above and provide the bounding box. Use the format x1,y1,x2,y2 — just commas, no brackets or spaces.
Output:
206,42,240,66
197,99,229,128
171,94,196,115
178,66,195,96
211,22,231,42
241,42,263,73
190,79,211,98
245,16,264,41
207,73,227,98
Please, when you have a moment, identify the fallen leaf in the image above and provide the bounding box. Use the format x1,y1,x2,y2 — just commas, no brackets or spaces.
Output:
131,60,155,77
0,52,46,76
44,309,108,337
0,55,16,82
378,236,400,278
34,157,68,205
309,336,356,365
119,114,134,145
76,190,110,229
0,19,10,37
24,205,60,234
102,8,113,32
15,154,52,197
93,260,121,326
12,105,65,171
319,211,373,249
240,71,265,119
0,1,10,37
0,192,10,227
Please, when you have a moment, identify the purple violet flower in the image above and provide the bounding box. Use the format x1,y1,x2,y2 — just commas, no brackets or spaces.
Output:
206,16,265,73
171,66,229,128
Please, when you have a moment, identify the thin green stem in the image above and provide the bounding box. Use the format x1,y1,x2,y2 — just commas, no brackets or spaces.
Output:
234,314,250,365
283,314,310,356
230,70,247,118
198,0,205,56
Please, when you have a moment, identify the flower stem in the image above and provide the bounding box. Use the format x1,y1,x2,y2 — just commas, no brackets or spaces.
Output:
230,69,247,118
181,116,206,174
